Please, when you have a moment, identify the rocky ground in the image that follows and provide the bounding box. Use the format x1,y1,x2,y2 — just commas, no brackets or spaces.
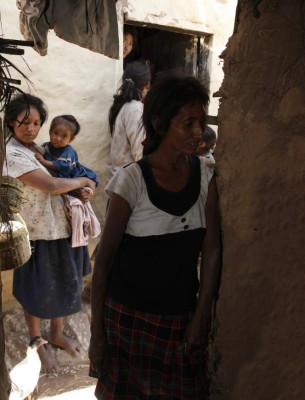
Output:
4,290,97,399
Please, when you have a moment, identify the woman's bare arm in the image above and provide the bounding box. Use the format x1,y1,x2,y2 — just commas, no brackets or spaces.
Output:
18,168,96,194
89,193,132,373
182,174,222,354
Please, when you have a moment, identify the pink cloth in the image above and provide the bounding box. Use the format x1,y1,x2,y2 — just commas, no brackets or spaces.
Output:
64,189,101,248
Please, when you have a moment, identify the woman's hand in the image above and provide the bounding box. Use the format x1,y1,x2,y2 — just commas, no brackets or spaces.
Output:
179,310,211,356
74,186,94,203
89,325,109,376
180,174,221,356
85,179,97,192
73,180,96,203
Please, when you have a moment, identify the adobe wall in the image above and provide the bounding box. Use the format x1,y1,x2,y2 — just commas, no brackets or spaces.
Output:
212,1,305,398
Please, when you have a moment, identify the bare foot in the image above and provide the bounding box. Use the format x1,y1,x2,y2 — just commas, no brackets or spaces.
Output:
48,333,81,357
38,345,59,374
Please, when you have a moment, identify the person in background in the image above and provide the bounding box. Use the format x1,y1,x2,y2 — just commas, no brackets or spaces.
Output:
89,76,221,399
198,125,217,167
4,93,96,374
35,114,101,247
107,59,151,182
123,26,139,69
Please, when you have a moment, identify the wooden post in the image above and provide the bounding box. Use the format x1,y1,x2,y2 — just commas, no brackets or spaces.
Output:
0,267,10,400
0,120,11,399
0,37,34,399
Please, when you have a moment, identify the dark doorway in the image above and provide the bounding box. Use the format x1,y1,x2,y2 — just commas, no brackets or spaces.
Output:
124,24,211,86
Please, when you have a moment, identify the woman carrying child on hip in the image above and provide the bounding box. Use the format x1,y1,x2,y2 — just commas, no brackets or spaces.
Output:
4,93,97,373
35,115,101,247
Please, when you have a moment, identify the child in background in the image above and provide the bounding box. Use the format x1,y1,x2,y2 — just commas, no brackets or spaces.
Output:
197,125,217,167
35,115,101,247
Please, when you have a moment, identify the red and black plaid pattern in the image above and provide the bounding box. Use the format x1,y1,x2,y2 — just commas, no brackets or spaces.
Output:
94,296,207,399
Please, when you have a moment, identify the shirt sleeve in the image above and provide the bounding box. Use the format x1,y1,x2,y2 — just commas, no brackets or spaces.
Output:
5,148,40,178
105,163,142,209
123,102,145,161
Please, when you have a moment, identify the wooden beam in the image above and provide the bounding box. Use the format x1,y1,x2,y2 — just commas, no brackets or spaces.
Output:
0,38,34,47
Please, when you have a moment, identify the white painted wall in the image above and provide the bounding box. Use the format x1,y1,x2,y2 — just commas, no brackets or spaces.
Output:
0,0,237,231
122,0,238,116
0,1,124,234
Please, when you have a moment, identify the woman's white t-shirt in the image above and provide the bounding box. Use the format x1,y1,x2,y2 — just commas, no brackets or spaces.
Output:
4,137,71,241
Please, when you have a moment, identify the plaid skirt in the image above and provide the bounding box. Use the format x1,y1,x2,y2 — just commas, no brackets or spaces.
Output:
94,296,207,400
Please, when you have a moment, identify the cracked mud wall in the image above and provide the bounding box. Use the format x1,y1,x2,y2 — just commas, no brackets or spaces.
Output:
213,1,305,399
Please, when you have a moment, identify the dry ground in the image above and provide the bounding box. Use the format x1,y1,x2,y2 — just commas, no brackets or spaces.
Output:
4,291,97,399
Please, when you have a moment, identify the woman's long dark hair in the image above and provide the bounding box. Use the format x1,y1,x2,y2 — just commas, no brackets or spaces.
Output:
4,93,48,137
108,60,151,135
142,76,209,155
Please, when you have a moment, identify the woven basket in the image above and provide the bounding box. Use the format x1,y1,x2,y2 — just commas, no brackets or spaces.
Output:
0,176,27,213
0,176,23,191
0,216,31,271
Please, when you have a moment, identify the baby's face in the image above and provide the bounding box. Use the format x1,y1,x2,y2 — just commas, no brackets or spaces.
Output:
49,122,74,148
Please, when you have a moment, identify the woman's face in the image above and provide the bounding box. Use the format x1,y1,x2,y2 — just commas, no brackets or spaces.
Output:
163,100,206,156
123,33,134,58
10,106,41,145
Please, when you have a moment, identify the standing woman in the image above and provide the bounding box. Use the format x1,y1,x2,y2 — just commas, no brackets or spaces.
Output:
4,93,96,373
89,76,221,399
107,59,151,183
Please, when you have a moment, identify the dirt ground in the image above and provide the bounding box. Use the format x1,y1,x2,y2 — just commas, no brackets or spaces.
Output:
4,292,98,399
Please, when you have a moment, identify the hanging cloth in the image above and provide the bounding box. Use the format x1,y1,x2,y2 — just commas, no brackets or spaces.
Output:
17,0,119,59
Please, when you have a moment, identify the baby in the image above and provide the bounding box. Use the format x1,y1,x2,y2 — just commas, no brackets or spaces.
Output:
35,114,101,247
